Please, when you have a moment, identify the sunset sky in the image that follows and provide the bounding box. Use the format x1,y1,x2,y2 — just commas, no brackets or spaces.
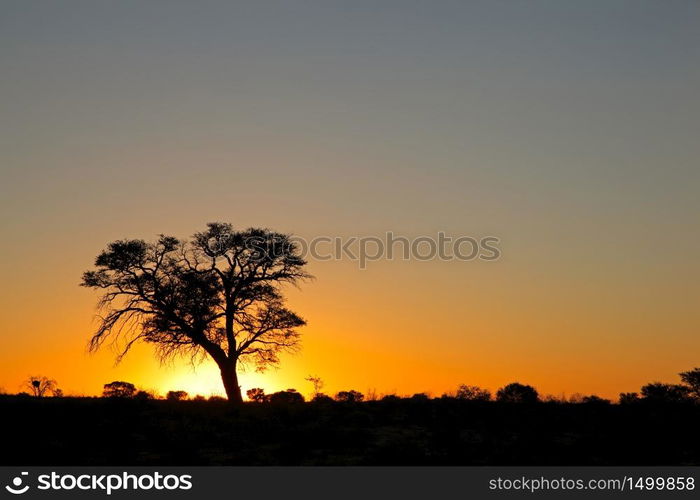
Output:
1,1,698,400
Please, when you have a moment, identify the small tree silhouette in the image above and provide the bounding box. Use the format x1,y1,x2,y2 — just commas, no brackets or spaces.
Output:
496,382,539,403
680,368,700,399
455,384,491,401
166,390,188,401
311,393,334,403
335,390,364,403
25,376,58,397
246,387,266,403
102,381,137,398
618,392,640,404
134,390,154,400
640,383,690,403
305,375,324,399
267,389,304,404
581,395,610,404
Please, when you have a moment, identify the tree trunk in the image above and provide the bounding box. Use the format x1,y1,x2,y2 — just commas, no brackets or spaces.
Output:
219,360,243,404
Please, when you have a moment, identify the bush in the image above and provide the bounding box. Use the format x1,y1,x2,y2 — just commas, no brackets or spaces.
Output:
581,395,611,405
246,388,266,403
380,394,401,402
619,392,640,404
410,392,430,401
496,383,539,403
267,389,304,404
455,384,491,401
166,391,188,401
640,383,691,403
102,381,137,398
680,368,700,399
335,390,364,403
311,393,334,403
134,390,155,400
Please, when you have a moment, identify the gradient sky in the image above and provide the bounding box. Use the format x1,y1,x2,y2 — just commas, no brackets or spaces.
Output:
1,1,698,399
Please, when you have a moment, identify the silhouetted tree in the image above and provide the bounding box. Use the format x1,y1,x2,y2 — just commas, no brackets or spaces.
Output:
134,390,154,400
82,223,311,403
618,392,640,404
381,394,401,402
496,383,539,403
335,390,364,403
103,381,137,398
246,387,266,403
410,392,430,401
167,390,188,401
311,393,334,403
267,389,304,404
305,375,324,399
25,376,58,397
581,395,611,405
640,383,691,403
680,367,700,399
455,384,491,401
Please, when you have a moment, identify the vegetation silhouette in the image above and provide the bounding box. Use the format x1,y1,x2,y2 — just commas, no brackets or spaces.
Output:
454,384,491,401
335,390,364,403
167,390,188,401
3,367,700,465
680,367,700,399
82,222,311,403
103,381,137,398
639,383,691,403
305,375,324,399
246,388,266,403
580,395,611,405
496,382,539,403
267,389,304,404
25,376,59,397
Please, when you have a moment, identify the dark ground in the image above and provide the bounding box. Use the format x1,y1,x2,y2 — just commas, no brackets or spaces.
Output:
2,395,699,465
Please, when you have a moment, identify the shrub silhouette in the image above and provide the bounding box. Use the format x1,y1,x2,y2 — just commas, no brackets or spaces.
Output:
410,392,430,401
246,388,266,403
305,375,324,399
640,383,691,403
267,389,304,404
166,391,188,401
134,390,154,400
455,384,491,401
103,381,137,398
381,394,401,402
311,393,334,403
581,395,611,404
680,368,700,399
25,376,59,397
619,392,640,404
496,383,539,403
335,390,364,403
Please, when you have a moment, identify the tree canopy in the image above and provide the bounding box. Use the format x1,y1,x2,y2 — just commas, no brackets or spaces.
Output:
82,223,311,402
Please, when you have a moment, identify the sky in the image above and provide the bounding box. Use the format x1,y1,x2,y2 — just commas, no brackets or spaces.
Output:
1,1,699,400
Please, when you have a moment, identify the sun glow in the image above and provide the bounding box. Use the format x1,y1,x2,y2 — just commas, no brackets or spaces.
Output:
150,362,292,400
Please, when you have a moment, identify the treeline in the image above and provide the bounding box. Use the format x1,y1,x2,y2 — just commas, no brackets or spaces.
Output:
8,367,699,404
